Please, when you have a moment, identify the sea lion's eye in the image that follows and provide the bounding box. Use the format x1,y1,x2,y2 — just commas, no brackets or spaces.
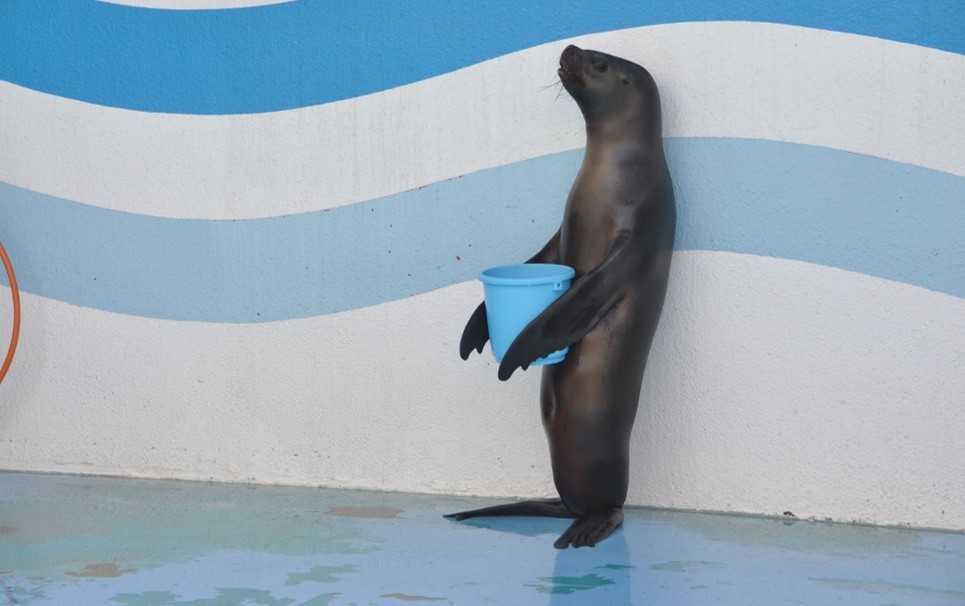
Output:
621,77,630,85
593,62,608,73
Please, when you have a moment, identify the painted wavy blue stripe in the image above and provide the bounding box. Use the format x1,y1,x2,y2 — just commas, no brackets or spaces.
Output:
1,138,963,323
1,1,963,114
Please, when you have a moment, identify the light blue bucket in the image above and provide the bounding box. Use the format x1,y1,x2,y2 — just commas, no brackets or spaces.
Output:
480,263,575,365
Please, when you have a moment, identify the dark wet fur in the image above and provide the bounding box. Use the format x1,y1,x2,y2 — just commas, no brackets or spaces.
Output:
450,46,675,550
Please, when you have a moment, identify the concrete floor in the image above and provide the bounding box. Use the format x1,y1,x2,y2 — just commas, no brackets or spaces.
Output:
0,472,962,605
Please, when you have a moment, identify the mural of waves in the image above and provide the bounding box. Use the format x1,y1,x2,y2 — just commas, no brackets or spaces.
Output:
3,255,963,530
2,139,964,322
3,22,963,220
1,0,964,529
1,0,964,113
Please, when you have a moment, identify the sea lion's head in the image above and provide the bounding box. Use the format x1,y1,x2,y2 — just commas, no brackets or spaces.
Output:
558,45,661,139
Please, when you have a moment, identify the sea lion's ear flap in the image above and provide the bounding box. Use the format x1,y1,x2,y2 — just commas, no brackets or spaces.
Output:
497,234,631,381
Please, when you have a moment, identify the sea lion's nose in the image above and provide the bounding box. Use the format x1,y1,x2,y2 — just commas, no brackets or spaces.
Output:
561,45,583,63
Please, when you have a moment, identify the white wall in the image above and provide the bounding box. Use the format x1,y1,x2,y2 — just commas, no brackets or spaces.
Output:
1,8,963,530
3,252,963,529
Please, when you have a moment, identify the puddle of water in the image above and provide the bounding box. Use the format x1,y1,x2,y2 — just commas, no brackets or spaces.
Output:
286,565,356,586
810,577,965,602
650,560,725,574
65,563,134,578
526,573,615,595
380,592,448,602
326,507,402,519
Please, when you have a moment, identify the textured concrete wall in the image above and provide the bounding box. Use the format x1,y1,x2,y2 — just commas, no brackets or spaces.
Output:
1,2,963,529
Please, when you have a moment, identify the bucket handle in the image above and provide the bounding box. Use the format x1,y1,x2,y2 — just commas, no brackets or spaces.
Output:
553,281,565,291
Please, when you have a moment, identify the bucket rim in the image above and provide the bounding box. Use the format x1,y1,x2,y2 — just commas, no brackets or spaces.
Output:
479,263,575,286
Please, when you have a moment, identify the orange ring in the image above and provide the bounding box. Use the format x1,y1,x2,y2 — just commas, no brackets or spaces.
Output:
0,242,21,385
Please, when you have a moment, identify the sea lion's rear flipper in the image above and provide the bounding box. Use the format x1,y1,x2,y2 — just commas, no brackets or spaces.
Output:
497,233,630,381
554,507,623,549
444,498,574,521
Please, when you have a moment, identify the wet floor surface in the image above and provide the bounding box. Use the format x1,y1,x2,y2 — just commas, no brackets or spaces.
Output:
0,471,963,605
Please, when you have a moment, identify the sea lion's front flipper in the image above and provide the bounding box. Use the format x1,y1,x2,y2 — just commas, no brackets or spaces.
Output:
459,231,561,361
497,233,630,381
459,302,490,360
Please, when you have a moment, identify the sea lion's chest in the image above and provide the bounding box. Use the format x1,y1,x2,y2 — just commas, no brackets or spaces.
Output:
559,164,628,273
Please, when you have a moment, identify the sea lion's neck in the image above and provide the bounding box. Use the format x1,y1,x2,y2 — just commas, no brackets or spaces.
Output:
583,130,660,168
584,106,660,157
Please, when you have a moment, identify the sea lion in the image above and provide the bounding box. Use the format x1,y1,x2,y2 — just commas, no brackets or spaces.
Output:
446,45,676,549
